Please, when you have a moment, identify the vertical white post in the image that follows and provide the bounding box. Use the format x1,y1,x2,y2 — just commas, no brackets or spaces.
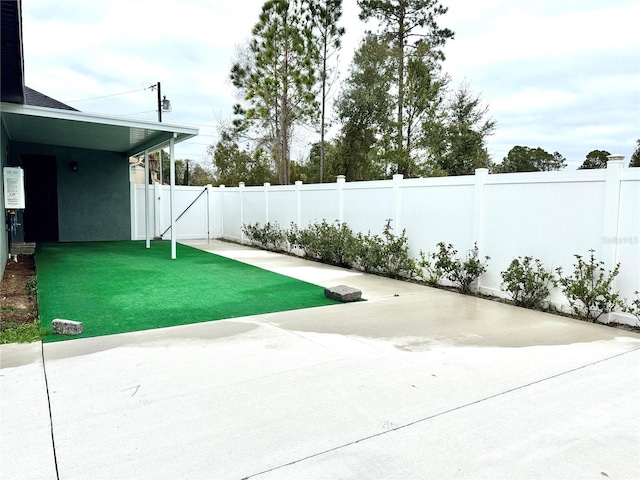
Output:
472,168,489,293
473,168,489,255
264,182,270,224
392,174,403,231
206,184,212,243
239,182,245,243
337,175,345,223
154,181,162,238
144,150,150,248
219,185,225,239
295,180,302,228
169,135,176,259
130,181,136,240
601,155,625,279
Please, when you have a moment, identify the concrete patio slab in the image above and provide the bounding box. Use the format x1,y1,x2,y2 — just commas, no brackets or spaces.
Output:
0,342,57,480
2,239,639,479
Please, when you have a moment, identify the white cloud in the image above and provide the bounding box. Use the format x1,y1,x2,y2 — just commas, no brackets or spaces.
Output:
20,0,640,168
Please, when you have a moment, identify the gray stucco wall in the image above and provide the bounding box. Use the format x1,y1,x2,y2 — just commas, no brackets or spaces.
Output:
0,124,8,279
9,142,131,242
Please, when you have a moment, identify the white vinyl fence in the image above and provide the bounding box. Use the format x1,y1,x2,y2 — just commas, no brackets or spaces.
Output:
131,157,640,324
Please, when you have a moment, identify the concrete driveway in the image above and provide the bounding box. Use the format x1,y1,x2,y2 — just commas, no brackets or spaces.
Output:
2,240,639,479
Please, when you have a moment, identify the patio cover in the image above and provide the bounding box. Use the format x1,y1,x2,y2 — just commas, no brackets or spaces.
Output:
1,102,199,258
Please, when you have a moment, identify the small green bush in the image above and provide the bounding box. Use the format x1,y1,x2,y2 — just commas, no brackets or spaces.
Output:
354,220,416,278
25,276,37,299
242,222,286,251
355,231,385,274
418,250,443,286
626,291,640,321
289,220,357,268
501,256,556,309
422,242,489,294
556,250,624,321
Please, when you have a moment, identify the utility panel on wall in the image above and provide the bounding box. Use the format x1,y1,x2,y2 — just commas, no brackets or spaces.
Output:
3,167,26,209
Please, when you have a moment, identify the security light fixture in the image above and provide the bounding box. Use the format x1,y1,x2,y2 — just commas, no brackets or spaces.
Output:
161,95,171,113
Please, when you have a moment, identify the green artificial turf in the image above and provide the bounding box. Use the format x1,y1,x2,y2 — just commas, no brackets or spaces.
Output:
37,241,339,342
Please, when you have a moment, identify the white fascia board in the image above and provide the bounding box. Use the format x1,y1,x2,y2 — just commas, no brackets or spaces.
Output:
128,132,198,158
0,102,199,136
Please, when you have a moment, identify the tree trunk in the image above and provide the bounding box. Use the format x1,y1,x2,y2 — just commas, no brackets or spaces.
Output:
396,12,405,154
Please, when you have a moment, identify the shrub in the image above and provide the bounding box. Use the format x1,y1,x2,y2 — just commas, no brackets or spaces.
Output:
289,220,357,268
556,250,624,321
418,250,443,286
355,231,385,274
501,256,556,309
354,220,416,278
241,222,286,251
422,242,489,294
25,276,37,299
626,291,640,321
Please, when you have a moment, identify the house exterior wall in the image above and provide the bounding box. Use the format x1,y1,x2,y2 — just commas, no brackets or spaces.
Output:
9,142,131,241
0,124,8,279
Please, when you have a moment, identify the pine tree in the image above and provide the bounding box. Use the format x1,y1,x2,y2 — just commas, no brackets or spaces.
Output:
310,0,345,183
230,0,318,185
358,0,454,172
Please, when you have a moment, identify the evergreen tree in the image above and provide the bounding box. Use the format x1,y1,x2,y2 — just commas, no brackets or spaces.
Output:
496,146,567,173
230,0,318,185
334,35,394,180
310,0,345,182
358,0,454,171
210,136,277,186
578,149,610,169
426,83,496,176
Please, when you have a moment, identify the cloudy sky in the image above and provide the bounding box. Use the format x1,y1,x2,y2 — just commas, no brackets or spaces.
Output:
21,0,639,170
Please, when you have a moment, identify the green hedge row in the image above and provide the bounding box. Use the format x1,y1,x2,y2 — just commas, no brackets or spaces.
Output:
241,220,639,324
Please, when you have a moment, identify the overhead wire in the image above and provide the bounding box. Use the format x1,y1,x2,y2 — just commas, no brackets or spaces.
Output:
64,87,148,103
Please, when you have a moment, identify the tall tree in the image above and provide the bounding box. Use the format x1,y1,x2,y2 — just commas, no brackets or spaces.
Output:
630,139,640,167
310,0,345,183
496,146,567,173
404,41,448,156
425,83,496,176
230,0,318,185
292,140,341,183
210,136,277,186
358,0,454,172
188,163,216,186
334,35,394,180
578,149,610,169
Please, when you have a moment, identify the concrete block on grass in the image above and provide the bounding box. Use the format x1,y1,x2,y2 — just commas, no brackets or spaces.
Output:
324,285,362,303
52,319,84,335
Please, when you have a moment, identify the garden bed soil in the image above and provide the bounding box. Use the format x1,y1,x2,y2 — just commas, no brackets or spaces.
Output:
0,255,38,325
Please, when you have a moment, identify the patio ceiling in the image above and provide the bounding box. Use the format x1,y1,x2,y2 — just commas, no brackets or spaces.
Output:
1,102,198,156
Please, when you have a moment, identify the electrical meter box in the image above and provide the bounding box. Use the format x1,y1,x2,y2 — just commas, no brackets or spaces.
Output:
3,167,26,210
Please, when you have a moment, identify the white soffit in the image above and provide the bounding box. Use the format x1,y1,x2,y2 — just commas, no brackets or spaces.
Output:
0,103,198,155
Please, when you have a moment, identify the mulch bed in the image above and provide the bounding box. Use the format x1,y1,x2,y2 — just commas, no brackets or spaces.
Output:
0,255,38,325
